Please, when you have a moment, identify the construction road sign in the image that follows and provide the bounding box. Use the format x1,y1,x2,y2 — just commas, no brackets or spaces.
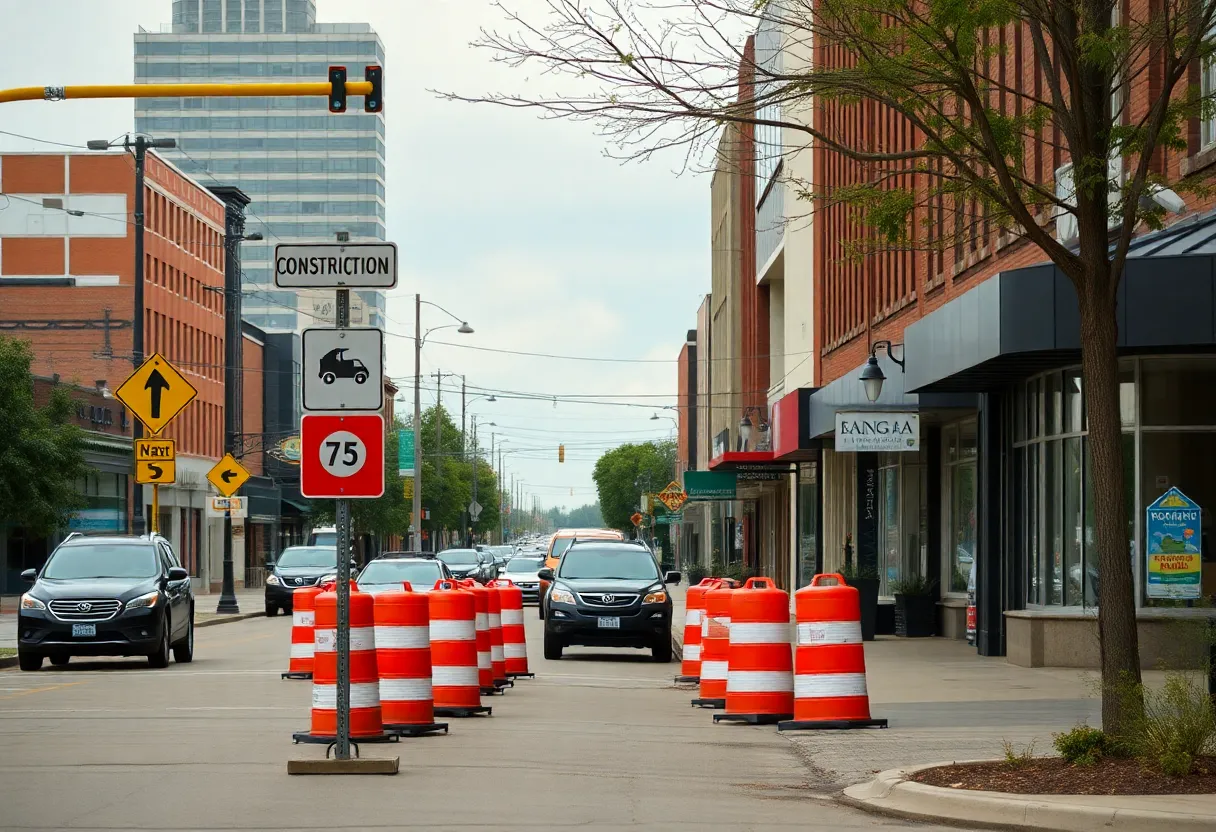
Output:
207,453,251,498
115,353,197,435
135,438,176,485
273,242,398,289
657,481,688,513
300,413,385,499
301,327,384,412
631,512,644,527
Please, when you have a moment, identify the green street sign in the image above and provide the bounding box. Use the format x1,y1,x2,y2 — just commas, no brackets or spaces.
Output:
655,513,683,525
683,470,736,500
397,430,415,477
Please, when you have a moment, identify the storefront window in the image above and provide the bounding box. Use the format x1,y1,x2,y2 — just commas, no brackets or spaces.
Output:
1141,358,1216,427
878,452,925,596
1046,371,1062,435
945,423,977,593
1063,437,1084,605
1064,369,1083,433
1140,432,1216,603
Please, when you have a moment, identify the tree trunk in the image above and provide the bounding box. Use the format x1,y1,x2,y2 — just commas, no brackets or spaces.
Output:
1078,284,1142,736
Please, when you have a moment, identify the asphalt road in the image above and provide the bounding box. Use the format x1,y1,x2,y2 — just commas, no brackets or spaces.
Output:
0,608,967,831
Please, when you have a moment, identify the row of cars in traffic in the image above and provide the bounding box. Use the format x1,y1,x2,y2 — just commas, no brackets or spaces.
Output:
14,527,678,672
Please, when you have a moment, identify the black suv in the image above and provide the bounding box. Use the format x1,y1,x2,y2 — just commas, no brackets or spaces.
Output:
264,545,347,616
17,534,194,671
539,540,680,662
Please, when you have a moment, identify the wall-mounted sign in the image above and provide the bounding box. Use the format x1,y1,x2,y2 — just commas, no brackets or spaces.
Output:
835,411,920,452
277,436,302,464
683,470,736,500
207,496,247,518
1145,487,1202,600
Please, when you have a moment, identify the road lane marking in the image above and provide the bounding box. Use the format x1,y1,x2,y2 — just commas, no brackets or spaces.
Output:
0,680,86,700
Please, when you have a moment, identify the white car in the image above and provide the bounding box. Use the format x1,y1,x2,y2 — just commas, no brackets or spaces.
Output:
500,555,545,602
353,555,454,596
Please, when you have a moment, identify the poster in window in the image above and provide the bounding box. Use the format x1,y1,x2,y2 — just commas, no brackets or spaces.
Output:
1145,487,1202,599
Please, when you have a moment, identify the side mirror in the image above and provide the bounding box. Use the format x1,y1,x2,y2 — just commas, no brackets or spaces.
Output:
537,567,554,581
167,567,189,582
20,568,37,583
664,570,682,585
264,560,276,570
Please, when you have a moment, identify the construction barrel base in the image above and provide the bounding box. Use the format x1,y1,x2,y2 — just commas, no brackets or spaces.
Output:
494,679,514,689
480,686,506,696
777,717,889,731
384,722,449,737
281,671,312,680
713,712,792,725
506,671,534,679
690,698,725,709
291,731,399,745
674,675,699,684
434,705,492,718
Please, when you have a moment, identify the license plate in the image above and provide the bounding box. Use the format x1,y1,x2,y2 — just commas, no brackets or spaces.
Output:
597,617,620,629
72,623,96,638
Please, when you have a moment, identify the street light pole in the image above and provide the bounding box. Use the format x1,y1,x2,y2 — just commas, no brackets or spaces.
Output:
412,294,422,552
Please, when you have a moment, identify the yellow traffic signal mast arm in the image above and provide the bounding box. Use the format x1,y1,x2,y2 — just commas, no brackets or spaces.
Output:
0,65,382,111
0,81,371,104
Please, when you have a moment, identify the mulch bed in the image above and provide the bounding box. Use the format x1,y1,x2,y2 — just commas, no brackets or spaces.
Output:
910,756,1216,795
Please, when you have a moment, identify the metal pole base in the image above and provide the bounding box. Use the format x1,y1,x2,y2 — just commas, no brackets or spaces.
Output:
712,712,793,725
506,671,535,679
215,598,241,614
281,671,312,680
674,675,699,684
384,722,449,737
691,698,725,709
288,757,399,775
433,705,492,718
777,717,889,731
291,731,399,745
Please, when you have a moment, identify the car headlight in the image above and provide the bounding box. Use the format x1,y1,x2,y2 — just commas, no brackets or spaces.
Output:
643,589,668,604
266,574,281,586
125,590,160,610
549,587,576,605
20,593,46,611
319,574,337,585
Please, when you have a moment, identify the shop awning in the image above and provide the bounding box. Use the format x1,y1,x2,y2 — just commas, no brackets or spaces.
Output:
281,497,310,515
904,210,1216,393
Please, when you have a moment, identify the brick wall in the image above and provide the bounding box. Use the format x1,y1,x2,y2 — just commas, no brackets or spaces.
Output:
813,2,1216,386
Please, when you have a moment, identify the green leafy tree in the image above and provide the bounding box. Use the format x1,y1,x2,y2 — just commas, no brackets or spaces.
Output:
592,441,677,530
0,337,90,535
453,0,1216,737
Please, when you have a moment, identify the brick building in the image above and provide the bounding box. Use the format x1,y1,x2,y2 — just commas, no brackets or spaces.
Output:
0,150,230,590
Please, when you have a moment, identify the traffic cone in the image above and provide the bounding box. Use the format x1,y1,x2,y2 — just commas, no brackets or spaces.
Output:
282,585,321,679
714,577,793,725
778,574,887,731
430,580,491,717
375,582,448,737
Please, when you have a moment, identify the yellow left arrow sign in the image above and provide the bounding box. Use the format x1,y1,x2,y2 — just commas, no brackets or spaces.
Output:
207,453,251,498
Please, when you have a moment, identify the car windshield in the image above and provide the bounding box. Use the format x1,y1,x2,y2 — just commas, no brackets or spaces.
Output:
277,547,336,569
506,557,543,573
42,543,159,580
558,547,659,581
438,549,479,566
357,560,442,587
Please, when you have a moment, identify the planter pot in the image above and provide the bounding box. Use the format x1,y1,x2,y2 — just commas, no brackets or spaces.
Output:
849,577,880,641
894,593,937,638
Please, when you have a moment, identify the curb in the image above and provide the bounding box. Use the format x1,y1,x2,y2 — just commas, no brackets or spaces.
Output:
671,631,683,662
841,762,1216,832
0,656,17,670
196,611,268,628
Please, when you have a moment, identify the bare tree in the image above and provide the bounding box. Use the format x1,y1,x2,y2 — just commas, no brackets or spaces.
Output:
448,0,1216,735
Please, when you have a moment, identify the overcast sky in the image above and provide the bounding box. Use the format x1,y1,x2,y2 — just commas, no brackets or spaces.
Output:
0,0,708,516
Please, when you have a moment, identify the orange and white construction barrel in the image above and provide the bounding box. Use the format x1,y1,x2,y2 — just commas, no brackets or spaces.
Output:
459,579,499,695
486,580,512,690
429,580,491,717
778,573,887,731
293,584,392,744
282,585,322,680
691,584,734,708
493,579,533,678
375,582,448,737
714,576,794,725
675,577,720,683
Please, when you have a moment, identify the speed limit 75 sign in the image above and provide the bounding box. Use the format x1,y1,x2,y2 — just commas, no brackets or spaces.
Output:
300,413,385,499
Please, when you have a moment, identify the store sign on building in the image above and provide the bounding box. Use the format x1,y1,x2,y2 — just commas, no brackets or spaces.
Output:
1145,487,1203,599
683,470,737,500
835,411,920,452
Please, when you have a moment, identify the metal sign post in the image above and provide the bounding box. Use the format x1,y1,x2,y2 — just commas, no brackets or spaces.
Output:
333,288,353,762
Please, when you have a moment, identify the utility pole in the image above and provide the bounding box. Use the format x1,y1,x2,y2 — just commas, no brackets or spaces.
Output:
87,134,176,535
498,448,504,544
470,416,479,547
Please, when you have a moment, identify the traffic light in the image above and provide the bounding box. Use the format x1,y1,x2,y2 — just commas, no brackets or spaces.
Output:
364,65,384,112
328,65,347,113
558,444,565,463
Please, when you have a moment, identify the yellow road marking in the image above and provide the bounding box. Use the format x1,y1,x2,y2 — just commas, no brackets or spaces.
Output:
0,680,87,701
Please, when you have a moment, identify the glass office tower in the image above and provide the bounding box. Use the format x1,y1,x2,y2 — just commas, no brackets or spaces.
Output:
135,0,387,332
